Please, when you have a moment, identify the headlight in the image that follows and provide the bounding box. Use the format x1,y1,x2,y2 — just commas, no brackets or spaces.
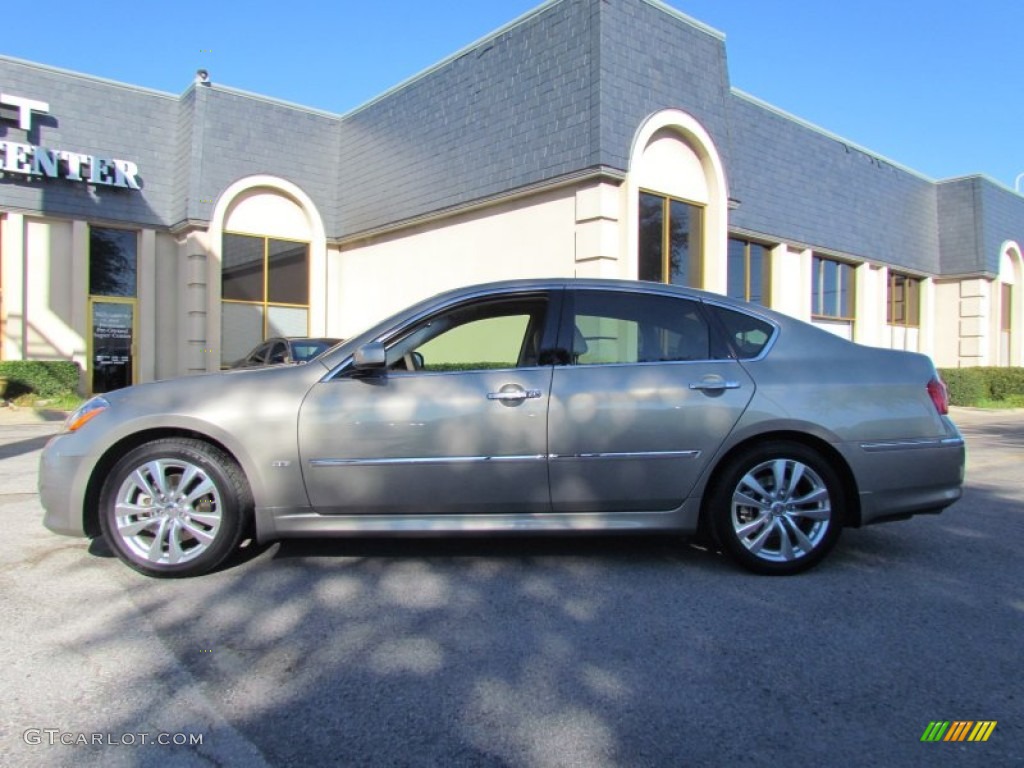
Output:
63,396,110,433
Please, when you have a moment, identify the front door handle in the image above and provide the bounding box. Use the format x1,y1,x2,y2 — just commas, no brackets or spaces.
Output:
689,379,741,392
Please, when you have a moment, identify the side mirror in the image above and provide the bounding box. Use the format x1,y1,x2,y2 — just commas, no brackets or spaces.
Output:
353,341,387,371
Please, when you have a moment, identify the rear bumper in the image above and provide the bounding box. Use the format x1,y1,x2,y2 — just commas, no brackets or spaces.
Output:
846,434,965,526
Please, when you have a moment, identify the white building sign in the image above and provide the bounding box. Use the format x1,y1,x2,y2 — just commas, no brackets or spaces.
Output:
0,90,141,189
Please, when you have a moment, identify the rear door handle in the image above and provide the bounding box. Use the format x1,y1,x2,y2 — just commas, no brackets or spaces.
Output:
487,386,542,402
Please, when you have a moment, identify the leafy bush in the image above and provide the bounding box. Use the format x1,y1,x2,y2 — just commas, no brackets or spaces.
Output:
938,366,1024,406
982,367,1024,401
939,368,986,406
0,361,82,398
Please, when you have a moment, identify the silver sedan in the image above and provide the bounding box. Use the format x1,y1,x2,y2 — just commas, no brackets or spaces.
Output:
40,279,965,577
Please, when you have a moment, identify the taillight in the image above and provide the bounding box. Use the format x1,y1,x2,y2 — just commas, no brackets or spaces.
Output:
927,376,949,415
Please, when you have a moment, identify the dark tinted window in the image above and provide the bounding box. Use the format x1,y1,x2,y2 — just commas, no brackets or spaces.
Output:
222,233,266,302
292,340,332,361
221,233,310,366
638,193,664,283
727,237,770,306
268,239,309,305
89,228,137,297
267,342,289,364
570,291,710,365
709,305,775,359
638,192,703,288
246,342,271,365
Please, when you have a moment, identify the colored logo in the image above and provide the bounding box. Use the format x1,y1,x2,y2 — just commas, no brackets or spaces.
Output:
921,721,996,742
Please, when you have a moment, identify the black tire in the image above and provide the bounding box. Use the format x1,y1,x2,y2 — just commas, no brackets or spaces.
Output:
98,438,252,578
707,440,844,575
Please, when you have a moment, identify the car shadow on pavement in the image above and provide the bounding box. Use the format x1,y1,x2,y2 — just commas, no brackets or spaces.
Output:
231,533,728,570
0,433,55,460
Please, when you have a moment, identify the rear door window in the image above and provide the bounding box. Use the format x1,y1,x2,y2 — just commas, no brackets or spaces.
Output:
568,291,711,365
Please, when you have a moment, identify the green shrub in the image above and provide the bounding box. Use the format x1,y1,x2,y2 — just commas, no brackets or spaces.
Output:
938,368,987,406
939,366,1024,407
979,366,1024,400
0,361,82,398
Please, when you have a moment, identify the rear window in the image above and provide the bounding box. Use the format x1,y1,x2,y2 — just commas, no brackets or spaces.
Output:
709,305,775,359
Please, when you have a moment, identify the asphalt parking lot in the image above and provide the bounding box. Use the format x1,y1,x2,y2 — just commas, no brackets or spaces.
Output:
0,407,1021,767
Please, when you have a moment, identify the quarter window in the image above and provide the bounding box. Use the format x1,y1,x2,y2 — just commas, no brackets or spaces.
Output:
570,291,711,365
707,305,775,359
221,233,310,367
638,191,704,288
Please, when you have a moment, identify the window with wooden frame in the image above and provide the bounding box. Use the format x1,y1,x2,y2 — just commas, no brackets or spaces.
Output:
221,232,310,366
638,191,704,288
887,272,921,328
727,237,771,306
811,255,856,322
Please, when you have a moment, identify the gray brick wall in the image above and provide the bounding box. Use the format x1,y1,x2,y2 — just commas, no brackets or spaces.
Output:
727,93,941,274
2,2,1020,282
191,87,342,229
335,0,595,235
596,0,732,173
1,57,178,227
978,180,1024,275
936,178,1024,276
936,179,982,275
172,87,196,226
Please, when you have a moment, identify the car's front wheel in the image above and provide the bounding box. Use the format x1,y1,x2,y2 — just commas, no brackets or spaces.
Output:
98,438,251,578
707,441,844,575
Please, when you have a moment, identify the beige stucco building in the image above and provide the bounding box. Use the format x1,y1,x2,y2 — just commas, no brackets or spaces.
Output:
2,0,1021,394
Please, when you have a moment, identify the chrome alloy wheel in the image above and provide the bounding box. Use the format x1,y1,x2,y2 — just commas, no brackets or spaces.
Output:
730,458,832,563
114,459,223,566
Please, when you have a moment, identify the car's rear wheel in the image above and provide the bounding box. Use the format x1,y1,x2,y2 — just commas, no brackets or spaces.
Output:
98,438,251,578
707,441,843,575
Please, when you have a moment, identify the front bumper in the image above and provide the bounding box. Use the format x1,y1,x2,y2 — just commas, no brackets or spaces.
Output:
38,434,92,537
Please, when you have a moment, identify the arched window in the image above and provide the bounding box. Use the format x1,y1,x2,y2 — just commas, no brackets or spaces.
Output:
208,177,326,369
628,111,728,293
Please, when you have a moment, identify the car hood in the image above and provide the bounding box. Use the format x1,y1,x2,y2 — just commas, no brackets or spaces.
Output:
97,361,328,432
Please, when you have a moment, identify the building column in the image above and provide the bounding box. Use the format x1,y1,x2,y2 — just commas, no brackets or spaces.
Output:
958,278,990,366
574,182,622,279
854,263,885,348
70,221,89,389
769,245,812,322
176,230,211,376
138,229,156,383
918,278,936,360
324,245,344,337
1,213,25,360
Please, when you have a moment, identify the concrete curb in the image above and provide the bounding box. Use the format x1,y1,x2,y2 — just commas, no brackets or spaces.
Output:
0,406,70,426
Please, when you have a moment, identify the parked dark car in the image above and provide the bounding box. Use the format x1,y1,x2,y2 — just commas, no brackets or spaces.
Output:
41,279,964,578
230,337,341,368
